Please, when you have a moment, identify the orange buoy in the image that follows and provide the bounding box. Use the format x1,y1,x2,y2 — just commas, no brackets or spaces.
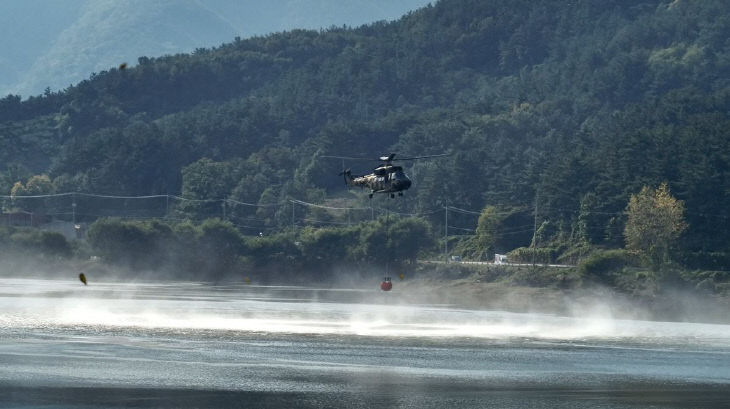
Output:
380,277,392,291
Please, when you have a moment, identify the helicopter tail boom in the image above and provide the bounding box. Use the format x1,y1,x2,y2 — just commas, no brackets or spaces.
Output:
339,169,355,187
339,169,370,190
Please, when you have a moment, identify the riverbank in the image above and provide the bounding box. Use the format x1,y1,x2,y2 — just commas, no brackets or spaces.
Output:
3,253,729,324
394,262,730,324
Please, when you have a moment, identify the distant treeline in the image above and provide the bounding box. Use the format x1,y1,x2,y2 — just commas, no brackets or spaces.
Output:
2,0,730,272
82,216,432,280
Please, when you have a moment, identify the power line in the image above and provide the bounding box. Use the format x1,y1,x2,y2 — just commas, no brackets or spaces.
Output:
224,199,264,207
77,193,168,200
300,218,354,226
446,205,481,215
290,199,371,211
1,192,74,199
448,225,475,233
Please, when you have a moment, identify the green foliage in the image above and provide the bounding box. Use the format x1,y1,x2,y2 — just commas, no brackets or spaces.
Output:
82,215,435,279
611,269,659,298
298,225,358,266
555,244,593,266
2,0,730,273
577,192,605,245
507,266,580,288
86,217,249,277
196,218,247,276
246,231,301,270
474,206,533,258
336,216,430,268
577,249,638,280
178,158,241,219
677,251,730,271
0,228,72,257
680,269,730,294
87,218,173,270
506,246,559,265
474,206,501,258
385,217,434,264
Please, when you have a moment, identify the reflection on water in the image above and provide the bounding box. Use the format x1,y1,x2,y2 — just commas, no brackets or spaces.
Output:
1,278,730,408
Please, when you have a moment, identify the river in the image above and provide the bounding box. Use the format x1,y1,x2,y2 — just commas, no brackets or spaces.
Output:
1,278,729,408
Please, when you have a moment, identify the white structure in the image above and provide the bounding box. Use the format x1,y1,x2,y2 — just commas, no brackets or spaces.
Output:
494,254,508,264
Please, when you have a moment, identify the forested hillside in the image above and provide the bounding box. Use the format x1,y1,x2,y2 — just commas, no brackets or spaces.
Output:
2,0,730,273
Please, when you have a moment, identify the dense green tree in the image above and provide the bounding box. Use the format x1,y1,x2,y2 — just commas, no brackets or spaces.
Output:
474,206,534,258
576,192,606,245
299,225,359,267
178,158,241,219
5,229,72,257
196,218,247,277
87,218,173,269
387,217,434,264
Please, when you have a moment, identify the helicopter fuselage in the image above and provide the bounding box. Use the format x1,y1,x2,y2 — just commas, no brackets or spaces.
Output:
344,165,412,196
330,152,448,198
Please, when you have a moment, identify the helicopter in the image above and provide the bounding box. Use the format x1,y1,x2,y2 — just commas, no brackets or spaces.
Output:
323,153,449,198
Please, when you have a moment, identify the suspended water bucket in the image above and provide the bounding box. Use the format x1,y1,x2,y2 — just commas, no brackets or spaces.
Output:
380,276,392,291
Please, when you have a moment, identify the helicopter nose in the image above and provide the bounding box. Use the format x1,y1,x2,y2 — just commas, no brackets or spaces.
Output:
395,179,411,190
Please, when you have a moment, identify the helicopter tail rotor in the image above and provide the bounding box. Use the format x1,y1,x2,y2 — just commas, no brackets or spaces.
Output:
338,169,354,186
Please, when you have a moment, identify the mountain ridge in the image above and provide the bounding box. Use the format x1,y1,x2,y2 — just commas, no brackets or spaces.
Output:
1,0,431,97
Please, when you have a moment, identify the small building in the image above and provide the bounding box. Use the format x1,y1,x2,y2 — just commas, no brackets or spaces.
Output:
1,211,37,227
494,254,508,264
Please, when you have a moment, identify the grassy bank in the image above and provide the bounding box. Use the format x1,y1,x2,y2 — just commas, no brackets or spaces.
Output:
393,261,730,324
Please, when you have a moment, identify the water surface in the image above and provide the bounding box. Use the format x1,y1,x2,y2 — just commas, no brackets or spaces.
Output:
1,278,729,408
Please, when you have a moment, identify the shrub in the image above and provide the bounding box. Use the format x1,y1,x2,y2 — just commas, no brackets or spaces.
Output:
677,252,730,271
507,247,558,264
87,218,173,269
577,249,637,279
9,229,71,257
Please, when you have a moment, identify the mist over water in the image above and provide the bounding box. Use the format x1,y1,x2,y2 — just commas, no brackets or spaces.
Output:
3,278,730,344
2,277,730,408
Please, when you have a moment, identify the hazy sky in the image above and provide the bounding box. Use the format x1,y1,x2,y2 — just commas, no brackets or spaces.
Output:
0,0,431,98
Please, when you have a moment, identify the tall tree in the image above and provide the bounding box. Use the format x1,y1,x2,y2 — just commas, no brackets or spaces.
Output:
624,182,687,268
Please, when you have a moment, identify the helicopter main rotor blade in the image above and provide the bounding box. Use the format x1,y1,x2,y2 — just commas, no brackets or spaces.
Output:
395,153,451,161
322,153,451,162
320,155,377,161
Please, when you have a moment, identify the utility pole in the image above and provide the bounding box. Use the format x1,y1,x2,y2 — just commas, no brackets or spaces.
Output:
532,193,538,268
444,206,448,262
72,192,76,225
